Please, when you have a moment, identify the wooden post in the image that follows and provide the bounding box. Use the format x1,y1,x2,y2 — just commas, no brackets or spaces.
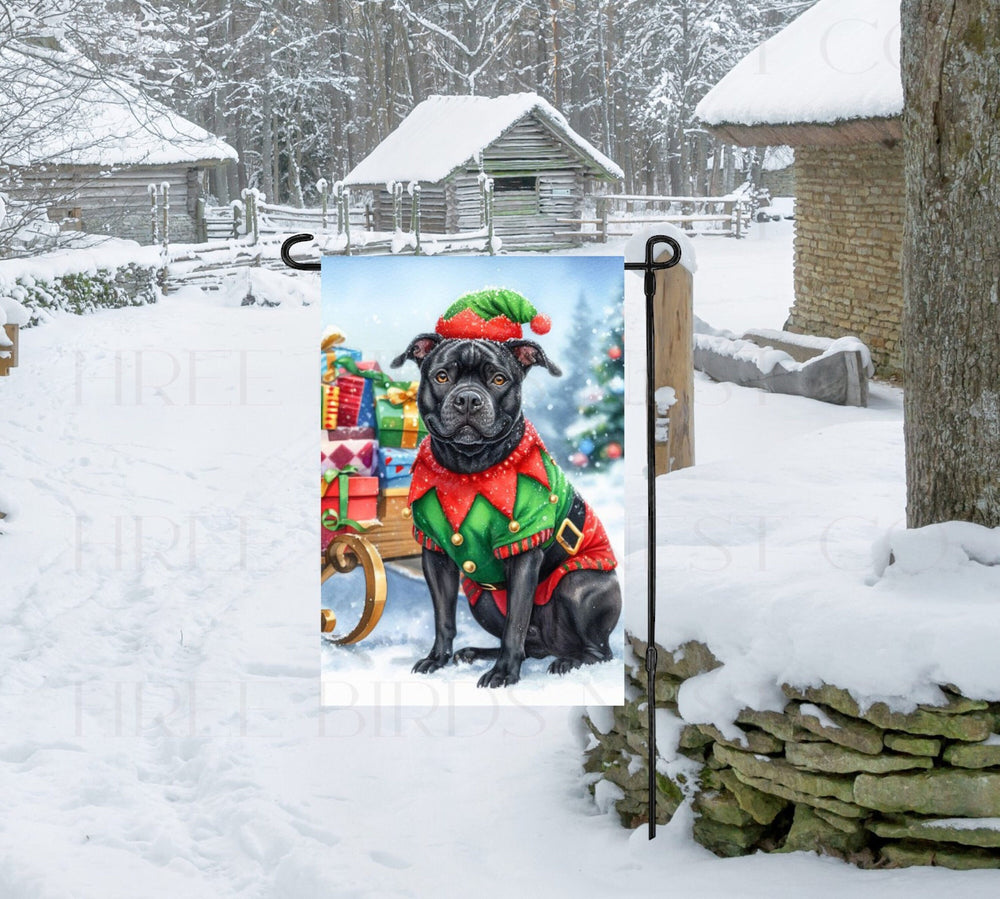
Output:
392,182,403,232
318,178,328,232
652,252,694,474
160,181,170,251
411,183,422,254
0,324,18,376
247,190,254,246
485,179,495,255
196,197,207,243
598,196,609,243
342,186,352,253
148,184,158,245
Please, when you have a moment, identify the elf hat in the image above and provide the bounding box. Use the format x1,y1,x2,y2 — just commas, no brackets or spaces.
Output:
435,287,551,341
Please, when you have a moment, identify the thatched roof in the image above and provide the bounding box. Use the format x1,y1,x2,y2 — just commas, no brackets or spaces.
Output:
696,0,902,147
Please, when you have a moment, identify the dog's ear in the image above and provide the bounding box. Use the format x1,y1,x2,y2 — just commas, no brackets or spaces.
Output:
505,340,562,377
392,333,442,369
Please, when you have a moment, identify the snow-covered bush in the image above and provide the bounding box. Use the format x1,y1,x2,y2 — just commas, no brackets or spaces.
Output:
0,262,157,326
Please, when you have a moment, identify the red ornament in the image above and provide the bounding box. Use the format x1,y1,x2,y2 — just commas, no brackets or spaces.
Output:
608,345,622,360
605,442,622,459
569,451,589,468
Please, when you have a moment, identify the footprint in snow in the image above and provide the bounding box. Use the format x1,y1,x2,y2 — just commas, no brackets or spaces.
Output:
369,850,411,870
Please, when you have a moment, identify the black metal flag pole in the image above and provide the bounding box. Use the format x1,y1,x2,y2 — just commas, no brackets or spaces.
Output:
625,235,681,840
281,233,321,270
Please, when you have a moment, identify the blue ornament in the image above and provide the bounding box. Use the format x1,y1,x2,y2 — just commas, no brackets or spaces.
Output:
578,438,595,455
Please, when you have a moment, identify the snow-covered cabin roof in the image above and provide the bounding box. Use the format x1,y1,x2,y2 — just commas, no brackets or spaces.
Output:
0,36,237,168
696,0,902,147
344,93,623,185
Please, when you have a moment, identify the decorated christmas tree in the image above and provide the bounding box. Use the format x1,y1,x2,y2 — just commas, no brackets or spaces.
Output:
534,290,599,465
570,304,624,471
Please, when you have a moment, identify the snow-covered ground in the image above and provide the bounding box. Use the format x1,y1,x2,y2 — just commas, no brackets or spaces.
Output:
2,228,998,895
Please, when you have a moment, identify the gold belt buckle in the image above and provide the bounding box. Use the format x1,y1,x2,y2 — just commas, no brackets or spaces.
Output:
555,517,584,556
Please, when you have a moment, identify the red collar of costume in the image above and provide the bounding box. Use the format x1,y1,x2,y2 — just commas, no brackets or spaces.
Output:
409,420,551,532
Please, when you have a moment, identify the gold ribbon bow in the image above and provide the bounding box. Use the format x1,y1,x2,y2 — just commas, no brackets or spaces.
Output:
383,383,418,405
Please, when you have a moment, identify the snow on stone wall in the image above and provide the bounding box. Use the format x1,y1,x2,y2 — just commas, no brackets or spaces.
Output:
584,635,1000,869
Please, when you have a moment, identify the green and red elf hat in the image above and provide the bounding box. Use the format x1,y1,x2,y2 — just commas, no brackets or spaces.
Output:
435,287,551,341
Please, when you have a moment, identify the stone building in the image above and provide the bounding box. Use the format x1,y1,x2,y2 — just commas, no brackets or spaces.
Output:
696,0,904,377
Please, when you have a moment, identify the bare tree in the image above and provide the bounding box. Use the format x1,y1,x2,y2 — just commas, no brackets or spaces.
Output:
901,0,1000,528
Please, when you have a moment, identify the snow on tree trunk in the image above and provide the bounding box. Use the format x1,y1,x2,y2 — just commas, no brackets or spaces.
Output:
901,0,1000,528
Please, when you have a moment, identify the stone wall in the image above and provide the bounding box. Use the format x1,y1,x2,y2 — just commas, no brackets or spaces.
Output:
583,634,1000,869
786,144,904,378
761,164,796,198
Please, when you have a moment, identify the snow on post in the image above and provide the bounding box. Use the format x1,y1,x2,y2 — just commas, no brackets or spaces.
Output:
625,224,696,475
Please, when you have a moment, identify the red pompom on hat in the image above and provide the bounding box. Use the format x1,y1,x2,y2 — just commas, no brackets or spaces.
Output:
436,288,552,341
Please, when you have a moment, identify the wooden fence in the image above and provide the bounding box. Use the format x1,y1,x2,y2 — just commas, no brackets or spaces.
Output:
189,181,497,257
557,189,753,242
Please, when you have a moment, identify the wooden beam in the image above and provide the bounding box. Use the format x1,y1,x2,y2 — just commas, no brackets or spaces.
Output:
653,255,694,474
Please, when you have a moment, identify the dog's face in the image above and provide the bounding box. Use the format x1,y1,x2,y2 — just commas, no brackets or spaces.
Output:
392,334,561,467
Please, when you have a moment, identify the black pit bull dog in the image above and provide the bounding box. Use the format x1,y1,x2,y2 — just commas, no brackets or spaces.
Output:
392,332,622,688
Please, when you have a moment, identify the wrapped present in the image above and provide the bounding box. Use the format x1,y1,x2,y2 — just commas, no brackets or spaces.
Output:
353,360,381,428
377,446,417,488
321,347,362,385
321,383,340,430
325,356,382,428
321,326,347,352
327,426,375,441
322,437,378,477
321,466,379,550
374,380,428,449
334,373,366,426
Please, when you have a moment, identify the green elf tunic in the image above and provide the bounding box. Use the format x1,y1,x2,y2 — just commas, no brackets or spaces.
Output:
408,420,617,616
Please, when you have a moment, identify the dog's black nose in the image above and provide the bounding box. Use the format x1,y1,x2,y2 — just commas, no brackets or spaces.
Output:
453,389,484,414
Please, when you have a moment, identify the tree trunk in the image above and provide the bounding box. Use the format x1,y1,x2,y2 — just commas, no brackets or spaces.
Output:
901,0,1000,527
261,24,274,201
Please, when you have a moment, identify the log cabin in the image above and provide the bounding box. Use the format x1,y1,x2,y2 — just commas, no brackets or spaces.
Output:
343,93,623,251
0,35,236,246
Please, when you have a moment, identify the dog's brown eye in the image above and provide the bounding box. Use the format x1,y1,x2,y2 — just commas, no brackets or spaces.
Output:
492,374,506,386
435,370,449,383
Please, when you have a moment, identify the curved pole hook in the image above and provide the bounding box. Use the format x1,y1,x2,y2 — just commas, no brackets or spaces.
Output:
624,235,682,299
281,233,321,271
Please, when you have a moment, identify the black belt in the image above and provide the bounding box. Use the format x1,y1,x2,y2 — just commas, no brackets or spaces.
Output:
538,490,588,582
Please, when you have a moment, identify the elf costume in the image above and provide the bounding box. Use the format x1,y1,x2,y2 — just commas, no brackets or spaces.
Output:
406,289,617,617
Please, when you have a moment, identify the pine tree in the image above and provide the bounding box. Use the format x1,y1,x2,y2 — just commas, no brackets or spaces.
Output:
572,303,625,471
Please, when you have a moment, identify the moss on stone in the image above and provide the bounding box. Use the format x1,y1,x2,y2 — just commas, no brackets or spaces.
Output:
785,741,933,775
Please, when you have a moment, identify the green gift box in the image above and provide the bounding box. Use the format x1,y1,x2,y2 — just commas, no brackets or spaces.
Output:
374,380,428,449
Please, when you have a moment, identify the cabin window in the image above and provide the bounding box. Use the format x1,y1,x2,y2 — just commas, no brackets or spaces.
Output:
494,176,537,192
492,176,538,215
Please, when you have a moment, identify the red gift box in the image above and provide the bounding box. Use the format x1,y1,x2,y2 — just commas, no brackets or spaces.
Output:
335,374,366,427
321,473,378,550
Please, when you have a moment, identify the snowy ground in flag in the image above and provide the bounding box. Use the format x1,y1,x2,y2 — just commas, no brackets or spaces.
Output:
1,220,999,895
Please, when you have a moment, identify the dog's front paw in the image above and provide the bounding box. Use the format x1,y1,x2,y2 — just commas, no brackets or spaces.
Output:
412,653,450,675
477,659,522,688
